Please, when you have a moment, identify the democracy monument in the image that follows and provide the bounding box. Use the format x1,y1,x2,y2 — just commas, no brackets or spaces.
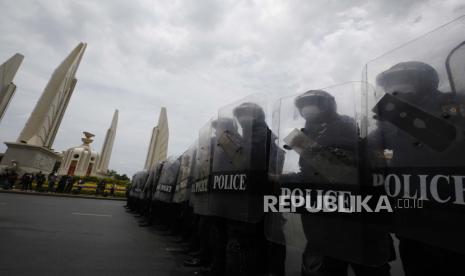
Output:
0,42,169,178
1,43,87,175
1,42,88,176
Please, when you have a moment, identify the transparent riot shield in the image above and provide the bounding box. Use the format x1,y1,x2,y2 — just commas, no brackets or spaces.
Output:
153,156,181,203
173,145,196,203
187,146,198,208
446,41,465,94
190,121,214,216
265,82,392,268
150,161,165,201
209,94,269,223
363,16,465,255
130,170,149,200
139,167,157,201
144,161,163,201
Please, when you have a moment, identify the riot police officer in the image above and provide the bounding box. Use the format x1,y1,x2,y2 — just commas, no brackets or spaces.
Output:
140,162,165,226
224,102,283,275
210,117,240,275
374,61,465,276
291,89,392,276
184,121,217,272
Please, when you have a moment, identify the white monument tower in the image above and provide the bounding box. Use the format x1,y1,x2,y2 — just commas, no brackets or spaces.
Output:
17,42,86,147
1,42,87,174
144,107,169,170
0,53,24,123
96,109,118,175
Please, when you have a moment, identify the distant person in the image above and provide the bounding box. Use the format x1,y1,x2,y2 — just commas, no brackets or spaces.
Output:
95,181,100,195
102,181,106,196
0,171,8,189
56,176,67,193
96,180,106,196
48,173,57,193
73,179,84,194
7,171,18,190
110,183,116,196
21,173,32,191
64,177,74,193
27,174,33,191
21,173,28,191
35,171,45,192
6,161,19,190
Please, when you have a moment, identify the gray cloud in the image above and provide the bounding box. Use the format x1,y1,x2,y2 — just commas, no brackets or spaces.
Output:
0,0,463,176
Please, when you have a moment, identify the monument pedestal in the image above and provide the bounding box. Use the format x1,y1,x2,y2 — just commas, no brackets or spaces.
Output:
0,142,61,175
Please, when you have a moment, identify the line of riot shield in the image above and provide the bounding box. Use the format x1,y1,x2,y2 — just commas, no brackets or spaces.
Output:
173,144,197,204
265,82,392,269
153,156,181,203
363,15,465,257
190,120,214,216
209,94,270,223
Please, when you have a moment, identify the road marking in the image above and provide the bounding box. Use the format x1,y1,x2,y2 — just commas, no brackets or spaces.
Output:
72,212,112,217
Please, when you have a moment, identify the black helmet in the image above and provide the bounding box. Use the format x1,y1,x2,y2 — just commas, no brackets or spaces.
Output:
294,90,336,114
212,117,237,132
232,102,265,122
376,61,439,92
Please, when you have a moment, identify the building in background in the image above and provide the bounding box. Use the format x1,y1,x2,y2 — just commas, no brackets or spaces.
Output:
58,132,98,177
57,108,119,177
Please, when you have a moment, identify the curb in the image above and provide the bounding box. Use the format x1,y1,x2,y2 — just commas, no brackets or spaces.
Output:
0,189,126,201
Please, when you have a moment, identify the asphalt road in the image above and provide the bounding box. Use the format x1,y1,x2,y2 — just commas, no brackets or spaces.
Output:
0,193,405,276
0,193,193,276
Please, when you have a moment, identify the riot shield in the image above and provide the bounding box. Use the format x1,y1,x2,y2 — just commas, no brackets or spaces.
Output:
446,40,465,94
130,170,149,199
140,166,159,201
265,82,392,267
149,161,165,201
363,16,465,255
190,121,214,216
153,156,181,203
173,144,196,203
144,161,164,201
209,94,269,223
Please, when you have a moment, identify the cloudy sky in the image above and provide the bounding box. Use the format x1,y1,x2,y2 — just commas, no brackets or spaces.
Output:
0,0,464,176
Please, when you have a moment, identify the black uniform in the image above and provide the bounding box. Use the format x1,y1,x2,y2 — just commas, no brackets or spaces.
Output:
48,173,56,192
21,173,33,191
224,103,285,276
287,90,392,276
56,176,67,193
373,61,465,276
35,172,45,192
